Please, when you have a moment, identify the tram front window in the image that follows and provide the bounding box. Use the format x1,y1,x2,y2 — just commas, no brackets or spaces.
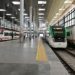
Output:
52,27,65,42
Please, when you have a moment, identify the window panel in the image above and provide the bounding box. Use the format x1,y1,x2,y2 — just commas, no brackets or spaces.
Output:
72,19,75,25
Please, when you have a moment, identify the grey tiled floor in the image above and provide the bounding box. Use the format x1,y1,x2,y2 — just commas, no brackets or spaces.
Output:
0,38,70,75
0,63,39,75
0,38,37,63
0,38,50,75
43,41,70,75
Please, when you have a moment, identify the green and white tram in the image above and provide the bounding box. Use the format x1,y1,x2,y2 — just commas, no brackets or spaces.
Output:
47,26,67,48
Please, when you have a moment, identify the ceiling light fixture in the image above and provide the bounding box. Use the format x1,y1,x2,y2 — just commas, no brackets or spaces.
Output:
59,8,65,11
0,9,6,12
25,17,29,19
24,13,28,16
11,17,16,19
6,13,12,16
38,13,44,15
56,13,60,16
38,8,45,11
39,17,44,18
64,0,72,4
12,1,20,5
38,1,47,4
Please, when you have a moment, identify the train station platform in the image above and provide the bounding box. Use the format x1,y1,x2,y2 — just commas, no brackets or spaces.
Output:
0,38,69,75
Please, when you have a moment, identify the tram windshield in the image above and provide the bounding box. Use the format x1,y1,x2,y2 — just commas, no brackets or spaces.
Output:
52,27,65,37
51,26,65,42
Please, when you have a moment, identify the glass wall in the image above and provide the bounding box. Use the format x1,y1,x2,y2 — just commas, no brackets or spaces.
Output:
0,18,20,31
65,8,75,27
54,8,75,28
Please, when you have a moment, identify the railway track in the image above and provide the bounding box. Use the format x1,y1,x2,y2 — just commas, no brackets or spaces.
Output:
43,38,75,75
53,48,75,75
66,48,75,57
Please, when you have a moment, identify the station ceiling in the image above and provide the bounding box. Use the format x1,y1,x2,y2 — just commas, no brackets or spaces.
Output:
0,0,75,26
0,0,52,23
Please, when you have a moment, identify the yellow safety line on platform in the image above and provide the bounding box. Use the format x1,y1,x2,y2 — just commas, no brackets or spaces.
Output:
36,38,48,62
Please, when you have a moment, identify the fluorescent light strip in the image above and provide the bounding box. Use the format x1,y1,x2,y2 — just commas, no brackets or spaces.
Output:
38,8,45,11
6,14,12,16
0,9,6,11
24,13,28,16
38,1,47,4
59,8,65,11
56,13,60,16
25,17,29,19
64,0,72,4
38,13,44,15
39,17,44,18
12,1,20,5
11,17,16,19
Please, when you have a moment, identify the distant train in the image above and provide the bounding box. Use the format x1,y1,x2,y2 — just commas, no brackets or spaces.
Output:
0,27,20,41
45,26,67,48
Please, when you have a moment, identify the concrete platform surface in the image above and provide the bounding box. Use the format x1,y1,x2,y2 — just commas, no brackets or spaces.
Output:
43,40,70,75
0,38,70,75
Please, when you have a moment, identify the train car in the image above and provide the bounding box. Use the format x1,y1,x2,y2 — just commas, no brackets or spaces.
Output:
47,26,67,48
66,26,75,45
13,31,20,39
0,27,20,41
0,28,5,40
3,30,12,40
0,29,12,41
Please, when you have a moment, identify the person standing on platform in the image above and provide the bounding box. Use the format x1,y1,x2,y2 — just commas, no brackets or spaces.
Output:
11,32,13,40
23,35,25,41
19,33,22,43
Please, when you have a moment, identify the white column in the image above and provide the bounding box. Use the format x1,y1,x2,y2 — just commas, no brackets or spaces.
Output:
30,6,33,37
20,0,24,32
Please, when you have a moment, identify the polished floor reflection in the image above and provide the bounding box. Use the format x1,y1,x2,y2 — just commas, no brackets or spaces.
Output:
0,38,69,75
